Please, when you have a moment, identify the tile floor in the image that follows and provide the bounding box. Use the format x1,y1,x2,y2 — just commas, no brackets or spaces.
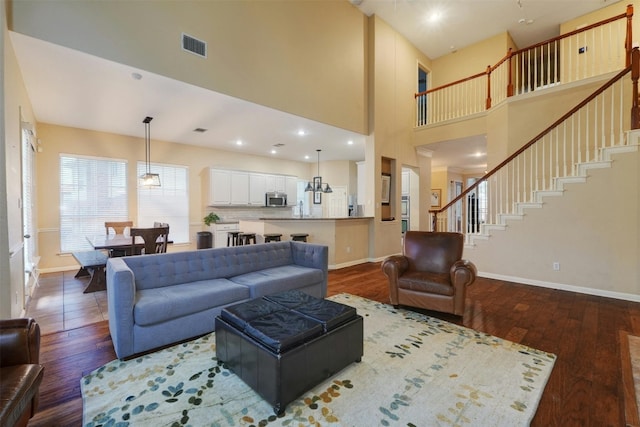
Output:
25,270,108,335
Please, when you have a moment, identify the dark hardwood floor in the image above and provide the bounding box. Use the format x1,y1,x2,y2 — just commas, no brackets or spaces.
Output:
27,262,640,426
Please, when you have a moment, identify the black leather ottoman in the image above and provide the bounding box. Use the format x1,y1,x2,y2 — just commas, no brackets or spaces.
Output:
215,290,363,414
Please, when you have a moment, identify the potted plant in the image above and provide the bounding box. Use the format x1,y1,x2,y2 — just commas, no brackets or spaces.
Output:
203,212,220,226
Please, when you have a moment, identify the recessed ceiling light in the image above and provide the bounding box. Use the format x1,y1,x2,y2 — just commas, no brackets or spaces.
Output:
271,149,277,154
131,72,143,80
297,130,306,136
428,11,442,23
347,140,354,145
304,155,310,160
236,140,243,145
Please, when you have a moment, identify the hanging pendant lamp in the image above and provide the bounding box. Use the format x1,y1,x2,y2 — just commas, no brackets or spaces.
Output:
139,116,161,187
305,149,332,194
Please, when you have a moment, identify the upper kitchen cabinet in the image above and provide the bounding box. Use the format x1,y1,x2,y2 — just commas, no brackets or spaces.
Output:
249,173,267,205
266,174,286,193
206,168,297,207
230,171,249,205
207,168,248,206
209,168,232,205
286,176,298,206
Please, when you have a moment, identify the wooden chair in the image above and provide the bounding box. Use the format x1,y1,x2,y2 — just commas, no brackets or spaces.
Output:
105,221,133,235
104,221,133,257
130,226,169,255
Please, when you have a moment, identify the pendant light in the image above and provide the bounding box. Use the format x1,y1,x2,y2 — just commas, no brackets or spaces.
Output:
139,116,161,187
305,149,332,194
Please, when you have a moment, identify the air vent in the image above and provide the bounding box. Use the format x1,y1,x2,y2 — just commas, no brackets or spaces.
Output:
182,33,207,58
273,143,285,147
193,128,208,133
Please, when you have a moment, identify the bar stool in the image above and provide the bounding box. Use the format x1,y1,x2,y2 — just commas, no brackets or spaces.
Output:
290,233,309,242
227,231,242,247
239,232,257,245
263,233,282,243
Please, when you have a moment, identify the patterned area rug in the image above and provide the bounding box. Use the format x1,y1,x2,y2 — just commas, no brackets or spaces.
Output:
82,294,556,426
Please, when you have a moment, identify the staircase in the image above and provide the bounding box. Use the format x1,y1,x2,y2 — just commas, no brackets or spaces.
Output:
467,136,640,247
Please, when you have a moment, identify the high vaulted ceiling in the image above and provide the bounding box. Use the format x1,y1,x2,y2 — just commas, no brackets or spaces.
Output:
10,0,621,169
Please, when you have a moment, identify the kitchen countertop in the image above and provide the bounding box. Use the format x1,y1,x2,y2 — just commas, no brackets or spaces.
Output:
249,217,373,221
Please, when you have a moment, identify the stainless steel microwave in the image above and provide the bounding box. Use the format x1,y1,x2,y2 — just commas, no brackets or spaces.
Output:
265,192,287,207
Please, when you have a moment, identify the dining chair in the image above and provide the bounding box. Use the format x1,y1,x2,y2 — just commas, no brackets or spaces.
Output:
104,221,133,257
105,221,133,235
130,226,170,255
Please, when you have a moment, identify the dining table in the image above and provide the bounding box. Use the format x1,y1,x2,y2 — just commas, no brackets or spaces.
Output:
73,234,146,294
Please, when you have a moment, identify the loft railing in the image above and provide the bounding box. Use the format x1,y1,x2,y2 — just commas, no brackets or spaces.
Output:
430,48,640,237
416,4,634,127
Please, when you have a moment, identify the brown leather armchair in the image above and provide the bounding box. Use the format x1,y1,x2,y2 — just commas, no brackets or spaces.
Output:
0,318,44,427
382,231,477,316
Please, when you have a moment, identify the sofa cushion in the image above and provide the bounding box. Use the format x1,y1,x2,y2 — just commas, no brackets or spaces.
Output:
124,242,296,290
229,265,324,298
134,279,250,326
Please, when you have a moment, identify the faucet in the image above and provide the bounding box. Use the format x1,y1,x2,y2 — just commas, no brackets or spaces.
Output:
299,200,303,218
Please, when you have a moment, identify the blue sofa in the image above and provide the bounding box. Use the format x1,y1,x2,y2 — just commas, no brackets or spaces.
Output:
106,241,328,359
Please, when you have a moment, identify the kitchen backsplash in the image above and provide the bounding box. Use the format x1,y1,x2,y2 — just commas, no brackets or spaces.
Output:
206,206,295,222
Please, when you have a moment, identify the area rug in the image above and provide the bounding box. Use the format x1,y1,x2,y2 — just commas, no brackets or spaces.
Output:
82,294,556,426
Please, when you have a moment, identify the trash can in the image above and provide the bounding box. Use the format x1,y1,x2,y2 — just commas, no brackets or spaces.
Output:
196,231,212,249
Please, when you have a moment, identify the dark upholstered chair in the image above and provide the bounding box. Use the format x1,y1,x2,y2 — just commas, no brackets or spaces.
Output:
382,231,477,316
130,226,169,255
0,318,44,427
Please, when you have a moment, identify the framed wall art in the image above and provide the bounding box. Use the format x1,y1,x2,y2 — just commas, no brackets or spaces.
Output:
431,189,441,208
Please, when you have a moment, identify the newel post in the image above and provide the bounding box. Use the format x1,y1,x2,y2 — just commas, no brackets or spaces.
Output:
431,212,437,232
507,48,514,97
631,48,640,129
626,4,634,67
485,65,492,110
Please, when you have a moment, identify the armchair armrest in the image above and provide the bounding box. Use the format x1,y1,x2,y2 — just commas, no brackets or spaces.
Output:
382,255,410,305
450,259,477,289
0,318,40,367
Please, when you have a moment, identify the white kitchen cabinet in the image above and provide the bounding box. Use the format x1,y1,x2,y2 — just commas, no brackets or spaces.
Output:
266,174,286,193
249,173,267,205
286,176,298,206
230,171,249,205
209,169,231,205
207,167,296,206
212,222,239,248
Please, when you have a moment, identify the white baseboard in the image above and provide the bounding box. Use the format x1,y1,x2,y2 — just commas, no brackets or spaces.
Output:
479,271,640,303
39,266,78,274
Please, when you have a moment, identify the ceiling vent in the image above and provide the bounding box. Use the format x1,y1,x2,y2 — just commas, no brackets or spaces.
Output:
273,143,285,147
182,33,207,58
193,128,208,133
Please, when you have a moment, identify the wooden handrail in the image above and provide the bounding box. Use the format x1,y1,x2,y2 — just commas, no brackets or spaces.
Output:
430,48,639,230
416,5,633,100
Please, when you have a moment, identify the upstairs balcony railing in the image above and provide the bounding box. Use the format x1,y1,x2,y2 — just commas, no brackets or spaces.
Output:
416,4,634,127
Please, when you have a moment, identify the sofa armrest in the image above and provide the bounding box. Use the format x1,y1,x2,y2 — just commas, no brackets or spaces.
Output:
381,256,409,305
290,242,329,296
106,257,137,359
0,318,40,367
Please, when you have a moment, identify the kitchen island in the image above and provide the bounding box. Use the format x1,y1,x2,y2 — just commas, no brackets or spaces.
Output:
239,217,373,269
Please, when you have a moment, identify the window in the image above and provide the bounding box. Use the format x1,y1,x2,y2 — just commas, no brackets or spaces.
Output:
137,162,189,244
60,155,128,252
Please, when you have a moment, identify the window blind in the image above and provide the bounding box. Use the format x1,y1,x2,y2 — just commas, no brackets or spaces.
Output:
137,162,189,244
59,155,128,252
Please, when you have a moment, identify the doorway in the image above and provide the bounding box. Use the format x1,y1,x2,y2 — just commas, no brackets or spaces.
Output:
21,124,37,302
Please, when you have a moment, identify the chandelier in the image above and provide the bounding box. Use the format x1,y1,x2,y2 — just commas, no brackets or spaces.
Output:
139,116,161,187
305,149,332,194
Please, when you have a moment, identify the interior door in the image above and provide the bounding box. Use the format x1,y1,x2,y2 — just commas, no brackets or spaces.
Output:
22,127,37,299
